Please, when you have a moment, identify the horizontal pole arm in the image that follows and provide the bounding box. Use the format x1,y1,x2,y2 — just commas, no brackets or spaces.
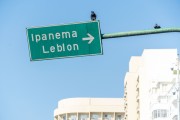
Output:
101,28,180,39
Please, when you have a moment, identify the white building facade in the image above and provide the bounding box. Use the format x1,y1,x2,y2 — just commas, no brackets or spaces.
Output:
54,49,180,120
124,49,179,120
54,98,125,120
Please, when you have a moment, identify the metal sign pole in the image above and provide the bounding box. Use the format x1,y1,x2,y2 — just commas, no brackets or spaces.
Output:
102,28,180,39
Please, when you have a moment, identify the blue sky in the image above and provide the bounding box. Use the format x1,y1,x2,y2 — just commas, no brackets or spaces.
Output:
1,0,180,120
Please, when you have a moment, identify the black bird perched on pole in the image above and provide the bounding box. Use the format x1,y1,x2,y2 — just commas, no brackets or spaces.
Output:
154,24,161,29
91,11,96,21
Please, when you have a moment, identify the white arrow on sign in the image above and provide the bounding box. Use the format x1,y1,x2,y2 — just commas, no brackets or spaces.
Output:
82,33,94,44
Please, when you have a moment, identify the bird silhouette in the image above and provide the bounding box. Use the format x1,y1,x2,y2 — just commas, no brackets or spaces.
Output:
91,11,96,21
154,24,161,29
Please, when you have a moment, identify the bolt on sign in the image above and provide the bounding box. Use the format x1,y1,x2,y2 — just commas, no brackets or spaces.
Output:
26,21,103,61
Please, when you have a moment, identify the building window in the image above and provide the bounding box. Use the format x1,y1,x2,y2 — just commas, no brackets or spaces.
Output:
157,110,160,117
161,110,167,117
152,110,157,119
63,115,66,120
79,114,88,120
91,113,100,120
69,114,77,120
152,109,167,119
103,113,112,120
116,115,121,120
162,84,167,92
152,88,157,94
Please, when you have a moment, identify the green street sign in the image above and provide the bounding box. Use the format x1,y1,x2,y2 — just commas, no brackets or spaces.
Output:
26,21,103,61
